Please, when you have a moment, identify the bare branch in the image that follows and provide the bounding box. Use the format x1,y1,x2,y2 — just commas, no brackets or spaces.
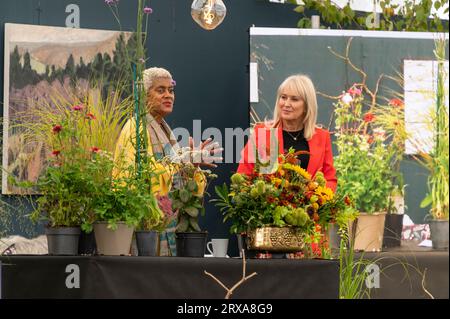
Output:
317,91,342,100
204,270,229,291
204,249,258,299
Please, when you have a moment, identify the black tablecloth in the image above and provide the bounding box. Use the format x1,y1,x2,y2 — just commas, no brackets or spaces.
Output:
1,250,447,299
0,256,339,299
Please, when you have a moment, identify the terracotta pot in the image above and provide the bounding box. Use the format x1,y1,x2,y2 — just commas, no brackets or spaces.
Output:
94,221,134,255
352,212,386,252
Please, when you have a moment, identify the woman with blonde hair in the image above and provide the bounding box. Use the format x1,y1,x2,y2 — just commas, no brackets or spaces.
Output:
237,74,337,190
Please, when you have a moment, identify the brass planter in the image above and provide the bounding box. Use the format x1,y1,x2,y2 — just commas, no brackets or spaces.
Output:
246,227,306,252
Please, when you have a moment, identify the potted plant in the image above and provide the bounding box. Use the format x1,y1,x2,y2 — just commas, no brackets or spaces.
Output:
417,37,449,250
334,85,395,252
318,192,359,258
22,100,117,255
134,194,176,256
214,149,350,257
170,151,217,257
10,83,135,255
28,156,86,255
81,156,162,256
373,95,409,248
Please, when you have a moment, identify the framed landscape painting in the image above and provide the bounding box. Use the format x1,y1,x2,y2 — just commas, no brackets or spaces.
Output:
2,23,133,194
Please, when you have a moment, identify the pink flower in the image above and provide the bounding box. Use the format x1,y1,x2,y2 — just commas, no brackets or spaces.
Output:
72,104,84,111
85,113,96,120
52,125,62,133
90,147,100,153
157,195,176,218
143,7,153,14
171,80,177,86
347,86,362,96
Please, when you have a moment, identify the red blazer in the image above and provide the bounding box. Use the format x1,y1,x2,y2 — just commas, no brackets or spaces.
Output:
237,124,337,191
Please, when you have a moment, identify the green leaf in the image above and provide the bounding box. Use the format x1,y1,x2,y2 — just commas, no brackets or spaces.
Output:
184,206,199,218
420,194,432,208
172,199,184,210
434,1,441,10
187,180,197,192
294,6,305,13
176,215,189,232
180,189,191,203
189,217,201,232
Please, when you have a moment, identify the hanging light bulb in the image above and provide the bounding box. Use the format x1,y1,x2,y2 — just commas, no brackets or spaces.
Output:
191,0,227,31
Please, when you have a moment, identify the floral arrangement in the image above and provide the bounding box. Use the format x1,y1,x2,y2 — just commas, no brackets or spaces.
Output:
214,149,350,235
334,84,395,214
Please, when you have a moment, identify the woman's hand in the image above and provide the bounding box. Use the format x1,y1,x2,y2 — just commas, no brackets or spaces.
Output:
189,137,223,168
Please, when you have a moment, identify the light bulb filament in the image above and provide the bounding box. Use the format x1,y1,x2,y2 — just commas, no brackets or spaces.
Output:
202,1,215,25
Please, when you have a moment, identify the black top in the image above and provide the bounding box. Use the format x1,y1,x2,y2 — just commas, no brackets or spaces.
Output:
282,129,310,170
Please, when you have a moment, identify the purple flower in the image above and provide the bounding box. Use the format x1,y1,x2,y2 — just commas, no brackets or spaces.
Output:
143,7,153,14
171,80,176,86
104,0,115,5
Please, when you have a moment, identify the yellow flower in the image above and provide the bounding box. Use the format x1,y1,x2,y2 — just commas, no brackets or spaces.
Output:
193,171,207,196
271,177,283,187
282,163,311,180
314,186,334,202
312,202,319,211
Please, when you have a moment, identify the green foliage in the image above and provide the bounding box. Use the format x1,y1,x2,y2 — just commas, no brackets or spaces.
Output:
339,241,372,299
334,89,394,213
418,37,449,221
171,161,217,233
291,0,448,32
87,160,162,232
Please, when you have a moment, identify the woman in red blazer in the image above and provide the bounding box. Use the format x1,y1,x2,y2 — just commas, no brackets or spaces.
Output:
237,74,337,191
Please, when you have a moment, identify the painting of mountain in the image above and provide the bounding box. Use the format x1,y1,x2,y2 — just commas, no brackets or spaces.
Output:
2,23,134,194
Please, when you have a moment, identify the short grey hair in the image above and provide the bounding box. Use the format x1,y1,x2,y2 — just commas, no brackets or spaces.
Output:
143,67,173,91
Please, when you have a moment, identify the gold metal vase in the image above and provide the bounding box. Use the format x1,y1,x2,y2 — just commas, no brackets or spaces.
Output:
246,227,306,252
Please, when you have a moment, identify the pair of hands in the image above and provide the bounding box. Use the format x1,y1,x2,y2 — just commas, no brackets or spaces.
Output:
189,137,223,168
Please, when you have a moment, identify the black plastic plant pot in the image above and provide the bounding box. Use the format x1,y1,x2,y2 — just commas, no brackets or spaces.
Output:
175,231,208,257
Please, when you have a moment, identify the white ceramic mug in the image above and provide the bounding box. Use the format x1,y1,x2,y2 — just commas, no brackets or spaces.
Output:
207,238,229,257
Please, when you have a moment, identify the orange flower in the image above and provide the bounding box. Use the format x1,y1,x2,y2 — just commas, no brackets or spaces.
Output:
389,98,403,108
85,113,96,120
